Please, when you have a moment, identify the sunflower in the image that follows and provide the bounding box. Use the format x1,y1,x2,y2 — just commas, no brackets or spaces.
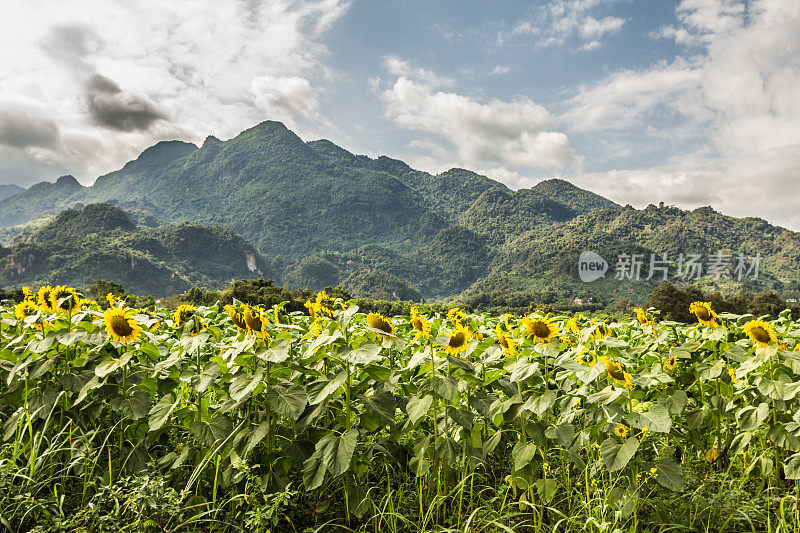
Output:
103,307,142,344
614,424,629,438
447,307,466,327
591,322,609,341
689,302,718,327
37,285,55,313
366,312,395,336
305,291,332,318
566,316,581,335
49,285,84,314
576,349,597,366
410,306,430,339
495,323,517,358
14,300,39,322
727,368,738,383
743,320,778,347
243,306,269,339
633,307,651,326
666,355,678,371
604,357,634,389
173,304,196,326
444,324,471,355
22,286,34,301
522,316,558,343
225,304,248,331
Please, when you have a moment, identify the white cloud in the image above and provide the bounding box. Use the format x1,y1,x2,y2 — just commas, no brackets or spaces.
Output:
565,0,800,229
491,65,511,75
383,55,454,87
503,0,626,51
382,75,577,171
0,0,351,186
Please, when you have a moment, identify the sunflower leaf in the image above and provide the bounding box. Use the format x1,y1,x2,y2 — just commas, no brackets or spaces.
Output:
601,436,639,472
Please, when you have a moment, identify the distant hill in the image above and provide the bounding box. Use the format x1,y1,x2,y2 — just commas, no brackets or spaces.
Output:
0,120,797,304
0,204,271,295
0,184,24,202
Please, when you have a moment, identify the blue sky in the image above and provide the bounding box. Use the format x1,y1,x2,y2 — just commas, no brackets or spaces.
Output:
1,0,798,228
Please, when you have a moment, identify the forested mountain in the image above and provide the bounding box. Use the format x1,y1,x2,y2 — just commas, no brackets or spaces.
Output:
0,120,797,304
0,204,271,295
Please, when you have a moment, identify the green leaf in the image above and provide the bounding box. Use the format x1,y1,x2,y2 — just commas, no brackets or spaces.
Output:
737,402,770,431
512,441,538,471
95,352,133,378
625,404,671,433
229,366,264,402
196,362,219,394
309,370,347,405
267,384,308,419
430,375,458,402
406,394,433,426
360,391,396,426
109,391,152,420
148,393,181,432
653,455,684,491
534,479,558,504
190,413,233,447
340,342,382,366
317,428,358,477
259,337,290,363
521,389,557,417
784,453,800,480
600,437,639,472
587,385,623,405
303,452,326,490
245,422,270,454
757,374,800,401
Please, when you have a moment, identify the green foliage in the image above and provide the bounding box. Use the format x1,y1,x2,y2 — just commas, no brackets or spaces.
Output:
0,204,272,296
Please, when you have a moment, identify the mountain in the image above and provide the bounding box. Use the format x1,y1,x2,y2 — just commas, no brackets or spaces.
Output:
0,204,271,295
0,120,797,304
0,184,24,202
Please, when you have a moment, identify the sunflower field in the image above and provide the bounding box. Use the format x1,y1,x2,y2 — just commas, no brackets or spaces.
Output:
1,287,800,532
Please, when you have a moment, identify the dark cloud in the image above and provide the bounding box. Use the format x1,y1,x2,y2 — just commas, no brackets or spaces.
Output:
84,74,167,131
0,108,60,149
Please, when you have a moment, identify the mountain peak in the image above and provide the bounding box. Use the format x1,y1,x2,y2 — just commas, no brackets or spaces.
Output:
55,175,81,187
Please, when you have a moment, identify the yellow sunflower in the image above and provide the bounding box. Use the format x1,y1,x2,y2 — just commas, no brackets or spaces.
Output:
495,323,517,358
522,316,558,343
225,304,248,331
689,302,718,327
591,322,609,341
604,357,634,389
305,291,332,318
410,306,431,339
575,348,597,366
743,320,778,347
14,300,39,322
566,316,581,335
49,285,84,314
614,424,629,438
727,368,738,383
633,307,651,326
447,307,466,327
103,307,142,344
366,312,396,336
37,285,55,313
444,324,471,355
666,355,678,371
173,304,196,326
243,306,269,339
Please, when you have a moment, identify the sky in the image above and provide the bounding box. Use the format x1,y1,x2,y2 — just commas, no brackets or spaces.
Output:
0,0,798,228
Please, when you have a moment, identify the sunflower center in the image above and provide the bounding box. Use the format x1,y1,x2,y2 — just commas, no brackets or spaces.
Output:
412,317,423,331
244,311,263,332
750,326,771,343
110,315,134,337
695,307,711,321
449,331,466,348
530,321,550,338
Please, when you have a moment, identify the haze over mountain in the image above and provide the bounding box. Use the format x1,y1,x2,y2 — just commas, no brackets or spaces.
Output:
0,121,796,303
